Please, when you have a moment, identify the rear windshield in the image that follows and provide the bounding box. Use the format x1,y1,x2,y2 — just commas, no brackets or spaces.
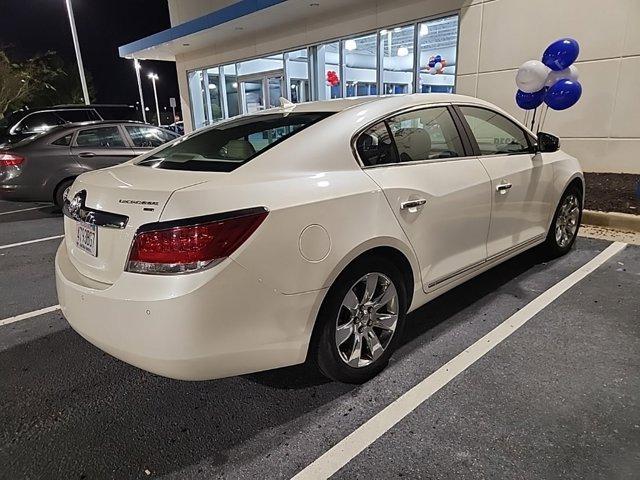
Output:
136,112,332,172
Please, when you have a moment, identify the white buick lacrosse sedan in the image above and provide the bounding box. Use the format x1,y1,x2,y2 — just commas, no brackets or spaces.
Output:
55,94,583,383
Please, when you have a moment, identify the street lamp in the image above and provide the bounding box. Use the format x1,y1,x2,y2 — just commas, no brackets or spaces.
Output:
148,73,160,126
64,0,90,105
134,60,147,123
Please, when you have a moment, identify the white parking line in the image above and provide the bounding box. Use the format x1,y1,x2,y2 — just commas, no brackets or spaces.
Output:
0,235,64,250
0,305,61,327
292,241,627,480
0,206,46,216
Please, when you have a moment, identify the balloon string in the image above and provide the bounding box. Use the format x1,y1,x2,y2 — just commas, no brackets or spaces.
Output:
538,105,549,133
530,107,537,131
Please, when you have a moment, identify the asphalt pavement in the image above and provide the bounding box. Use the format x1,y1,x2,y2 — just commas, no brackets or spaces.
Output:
0,200,638,479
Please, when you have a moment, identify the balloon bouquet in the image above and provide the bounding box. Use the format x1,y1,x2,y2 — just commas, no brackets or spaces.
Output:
427,55,447,75
515,38,582,132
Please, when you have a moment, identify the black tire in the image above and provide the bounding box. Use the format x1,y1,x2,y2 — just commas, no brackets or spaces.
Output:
312,255,407,384
541,185,583,258
54,179,74,210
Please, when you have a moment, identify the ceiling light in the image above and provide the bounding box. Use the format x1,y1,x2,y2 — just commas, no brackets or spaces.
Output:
345,39,357,51
232,82,238,88
380,29,388,35
208,84,217,89
397,47,409,57
420,24,429,36
394,27,401,33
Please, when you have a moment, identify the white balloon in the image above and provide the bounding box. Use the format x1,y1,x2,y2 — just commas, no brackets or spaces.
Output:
434,62,443,71
429,67,437,75
516,60,550,93
545,65,579,87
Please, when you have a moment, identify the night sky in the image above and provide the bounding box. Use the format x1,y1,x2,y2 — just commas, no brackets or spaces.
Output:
0,0,180,115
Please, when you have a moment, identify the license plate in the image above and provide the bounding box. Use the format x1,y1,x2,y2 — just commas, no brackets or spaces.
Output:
76,221,98,257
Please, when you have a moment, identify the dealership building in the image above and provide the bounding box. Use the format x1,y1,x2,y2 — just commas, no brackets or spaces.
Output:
120,0,639,173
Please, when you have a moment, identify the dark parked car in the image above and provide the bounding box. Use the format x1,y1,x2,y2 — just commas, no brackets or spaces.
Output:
0,121,179,207
0,104,139,147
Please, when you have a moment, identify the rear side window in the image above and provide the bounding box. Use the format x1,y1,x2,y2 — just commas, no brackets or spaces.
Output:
387,107,464,162
56,109,99,122
75,126,126,148
137,112,331,172
126,125,176,148
356,122,398,167
459,106,531,155
52,133,73,146
17,112,65,133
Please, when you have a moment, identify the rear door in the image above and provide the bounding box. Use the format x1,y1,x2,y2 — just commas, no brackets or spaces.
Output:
456,106,555,257
359,105,492,292
70,125,135,169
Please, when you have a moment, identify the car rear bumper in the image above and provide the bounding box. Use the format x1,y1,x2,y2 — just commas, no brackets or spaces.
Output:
55,241,324,380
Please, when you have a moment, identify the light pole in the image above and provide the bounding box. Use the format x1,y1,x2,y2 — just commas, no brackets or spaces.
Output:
148,73,160,126
134,60,147,123
64,0,90,105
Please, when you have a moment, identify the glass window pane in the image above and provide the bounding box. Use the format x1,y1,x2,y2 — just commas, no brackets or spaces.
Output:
388,107,463,161
52,133,73,146
460,106,531,155
316,41,341,99
356,122,398,167
218,64,239,118
75,127,125,148
286,49,309,103
418,15,459,93
188,70,208,129
56,110,95,122
126,126,175,148
381,25,415,95
205,67,223,123
19,112,65,133
343,33,378,97
137,112,332,172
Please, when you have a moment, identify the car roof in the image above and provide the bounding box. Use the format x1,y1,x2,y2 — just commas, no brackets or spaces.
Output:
261,93,494,114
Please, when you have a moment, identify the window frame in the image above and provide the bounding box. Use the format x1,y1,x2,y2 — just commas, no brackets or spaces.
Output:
71,125,128,149
452,104,536,157
351,103,475,169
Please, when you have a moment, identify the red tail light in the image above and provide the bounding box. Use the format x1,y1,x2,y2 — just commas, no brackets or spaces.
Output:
0,152,25,167
126,209,268,274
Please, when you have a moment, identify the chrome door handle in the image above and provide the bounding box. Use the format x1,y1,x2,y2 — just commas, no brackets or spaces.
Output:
400,198,427,211
78,152,96,158
496,183,512,194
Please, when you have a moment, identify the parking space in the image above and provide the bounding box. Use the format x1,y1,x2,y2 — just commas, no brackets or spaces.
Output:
0,200,638,479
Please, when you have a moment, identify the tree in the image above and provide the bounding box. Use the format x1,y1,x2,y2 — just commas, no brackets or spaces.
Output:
0,50,95,118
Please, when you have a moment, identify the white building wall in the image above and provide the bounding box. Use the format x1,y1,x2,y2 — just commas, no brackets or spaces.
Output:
170,0,640,173
456,0,640,173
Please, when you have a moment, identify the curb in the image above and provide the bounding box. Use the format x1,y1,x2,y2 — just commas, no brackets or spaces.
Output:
582,210,640,232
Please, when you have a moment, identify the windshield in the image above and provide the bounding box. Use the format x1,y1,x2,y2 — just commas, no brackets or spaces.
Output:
136,112,332,172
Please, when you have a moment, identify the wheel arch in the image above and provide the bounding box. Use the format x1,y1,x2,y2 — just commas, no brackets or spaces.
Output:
303,237,419,362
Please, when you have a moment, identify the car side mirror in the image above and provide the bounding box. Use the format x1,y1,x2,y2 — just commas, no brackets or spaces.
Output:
536,132,560,153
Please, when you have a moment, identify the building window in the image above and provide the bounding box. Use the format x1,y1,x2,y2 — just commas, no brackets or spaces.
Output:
186,14,459,129
342,33,378,97
417,15,458,94
285,49,309,103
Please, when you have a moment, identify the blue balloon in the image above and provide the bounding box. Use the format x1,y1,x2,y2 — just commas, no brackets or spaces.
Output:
542,38,579,71
434,55,442,63
544,79,582,110
516,88,545,110
428,60,436,68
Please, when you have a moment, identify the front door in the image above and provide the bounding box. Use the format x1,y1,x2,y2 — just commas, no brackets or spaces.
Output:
457,106,555,257
240,74,285,114
71,125,135,169
358,106,492,291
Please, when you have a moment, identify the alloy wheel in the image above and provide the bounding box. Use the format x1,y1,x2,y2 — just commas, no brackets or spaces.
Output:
555,193,580,248
335,272,399,368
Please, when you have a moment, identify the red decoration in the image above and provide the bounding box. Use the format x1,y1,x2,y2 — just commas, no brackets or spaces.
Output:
326,70,340,87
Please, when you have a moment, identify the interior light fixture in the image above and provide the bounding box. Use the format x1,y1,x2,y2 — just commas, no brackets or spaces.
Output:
397,47,409,57
393,27,401,33
208,84,217,89
380,29,388,35
232,82,238,88
345,39,357,51
420,24,429,36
